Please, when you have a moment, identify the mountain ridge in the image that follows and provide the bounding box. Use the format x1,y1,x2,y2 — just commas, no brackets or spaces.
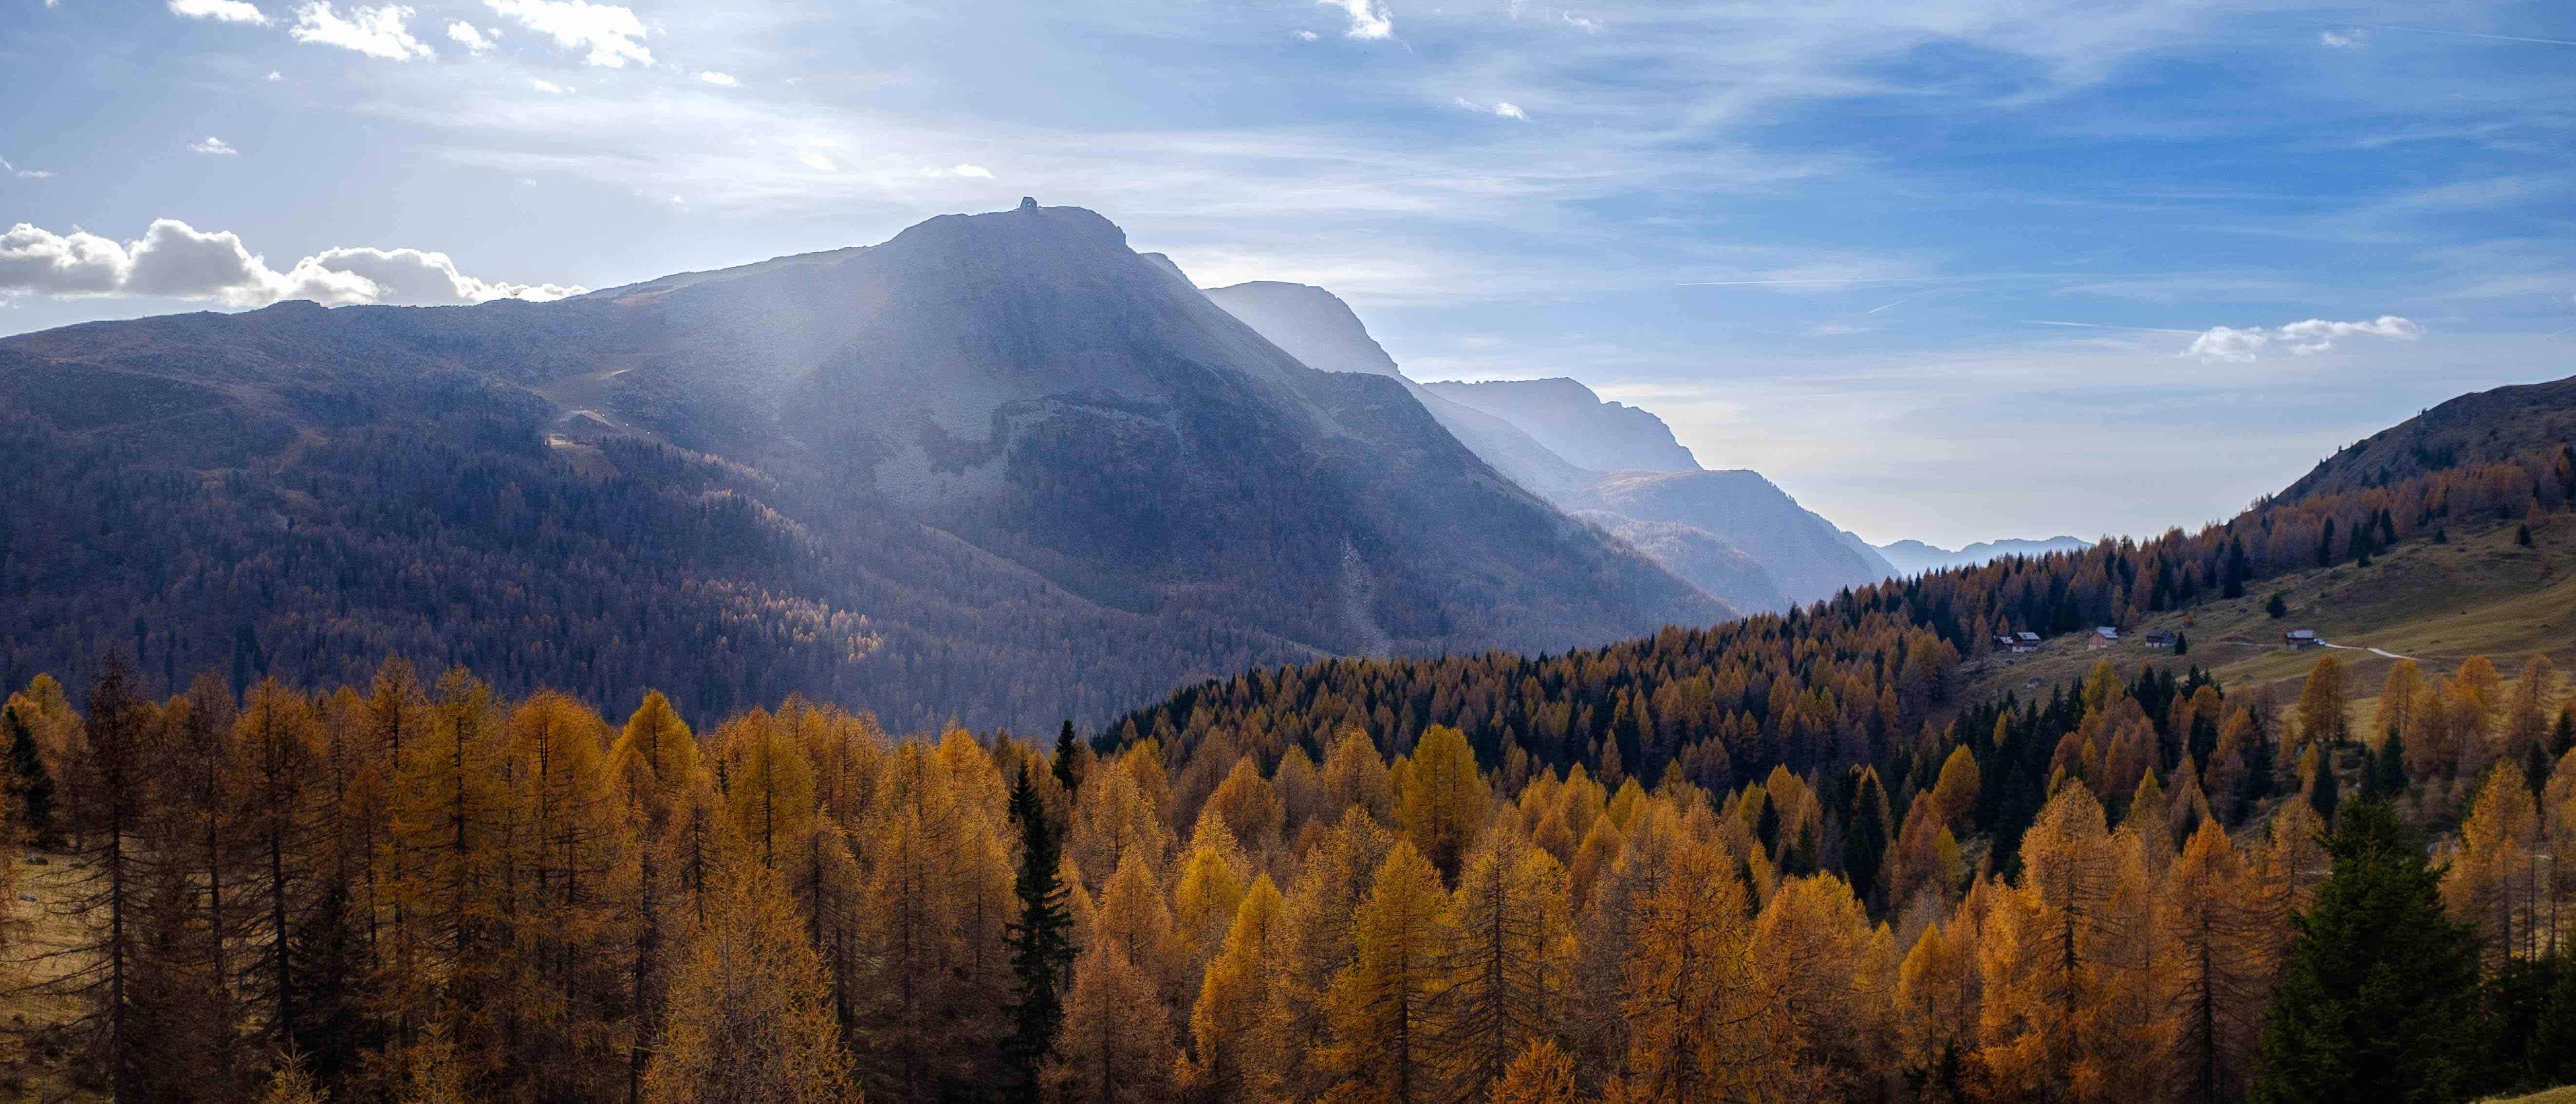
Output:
0,202,1727,730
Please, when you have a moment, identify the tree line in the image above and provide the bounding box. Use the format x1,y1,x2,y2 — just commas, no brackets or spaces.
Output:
3,644,2572,1103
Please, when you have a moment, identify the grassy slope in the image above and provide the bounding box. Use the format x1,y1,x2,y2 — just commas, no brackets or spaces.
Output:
1963,512,2576,715
1,852,102,1103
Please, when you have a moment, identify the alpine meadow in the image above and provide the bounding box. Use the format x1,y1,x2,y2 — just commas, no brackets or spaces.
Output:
3,1,2575,1103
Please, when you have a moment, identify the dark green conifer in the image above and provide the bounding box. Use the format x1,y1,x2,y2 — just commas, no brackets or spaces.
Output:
4,703,57,847
2250,802,2482,1104
1001,764,1075,1102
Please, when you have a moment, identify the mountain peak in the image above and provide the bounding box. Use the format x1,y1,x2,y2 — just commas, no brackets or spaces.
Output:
1420,376,1700,473
1201,280,1402,377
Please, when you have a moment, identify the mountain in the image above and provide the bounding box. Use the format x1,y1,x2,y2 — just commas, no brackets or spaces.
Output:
1419,377,1699,472
2278,375,2576,504
1586,470,1898,607
1197,283,1893,608
1571,510,1791,611
0,202,1726,731
1201,280,1596,501
1876,535,2092,575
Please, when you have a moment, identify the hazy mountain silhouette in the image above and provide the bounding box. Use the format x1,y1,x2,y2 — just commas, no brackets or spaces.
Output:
0,202,1726,730
1876,535,2093,575
1199,280,1895,609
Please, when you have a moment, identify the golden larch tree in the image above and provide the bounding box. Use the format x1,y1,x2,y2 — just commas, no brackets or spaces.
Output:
1323,839,1457,1104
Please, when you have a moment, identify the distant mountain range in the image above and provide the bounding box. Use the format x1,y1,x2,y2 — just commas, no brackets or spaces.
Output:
0,202,1724,730
1875,535,2094,575
1201,279,1896,611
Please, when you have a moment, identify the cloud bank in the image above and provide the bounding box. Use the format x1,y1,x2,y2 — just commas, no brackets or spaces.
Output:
2184,315,2421,362
0,220,582,308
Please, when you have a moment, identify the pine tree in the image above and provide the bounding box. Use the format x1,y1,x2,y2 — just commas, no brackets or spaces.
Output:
1003,764,1076,1102
2250,801,2482,1104
1054,719,1084,795
2368,727,2409,801
4,701,57,847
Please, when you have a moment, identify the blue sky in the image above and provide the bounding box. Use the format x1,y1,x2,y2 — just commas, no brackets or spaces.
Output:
3,0,2571,547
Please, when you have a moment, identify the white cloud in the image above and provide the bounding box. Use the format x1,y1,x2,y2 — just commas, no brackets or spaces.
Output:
0,220,583,307
2319,29,2362,48
290,3,436,61
1454,97,1530,120
265,69,283,81
2276,314,2422,354
798,150,838,172
446,20,497,51
1295,29,1319,41
0,154,53,180
188,136,240,156
531,78,569,93
2185,315,2420,361
483,0,651,68
698,71,738,87
923,163,994,179
1316,0,1391,40
169,0,270,25
2181,325,2269,363
1,225,129,294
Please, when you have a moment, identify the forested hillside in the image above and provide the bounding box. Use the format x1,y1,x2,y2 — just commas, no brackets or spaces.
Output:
1,641,2569,1103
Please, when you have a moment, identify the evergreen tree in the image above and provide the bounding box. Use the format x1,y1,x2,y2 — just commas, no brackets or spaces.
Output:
1053,719,1082,795
3,702,56,847
2306,755,2338,824
2250,802,2481,1104
1002,764,1075,1102
2366,728,2409,802
2266,593,2288,619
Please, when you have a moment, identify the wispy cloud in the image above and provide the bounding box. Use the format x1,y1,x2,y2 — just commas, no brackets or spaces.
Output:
0,154,54,180
1454,98,1530,120
530,78,569,94
187,136,239,156
698,71,739,87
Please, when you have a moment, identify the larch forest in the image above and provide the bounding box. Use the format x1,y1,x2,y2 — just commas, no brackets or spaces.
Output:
2,433,2572,1104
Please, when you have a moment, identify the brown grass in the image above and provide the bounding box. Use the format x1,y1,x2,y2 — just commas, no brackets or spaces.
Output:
2,848,107,1104
1963,513,2576,711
